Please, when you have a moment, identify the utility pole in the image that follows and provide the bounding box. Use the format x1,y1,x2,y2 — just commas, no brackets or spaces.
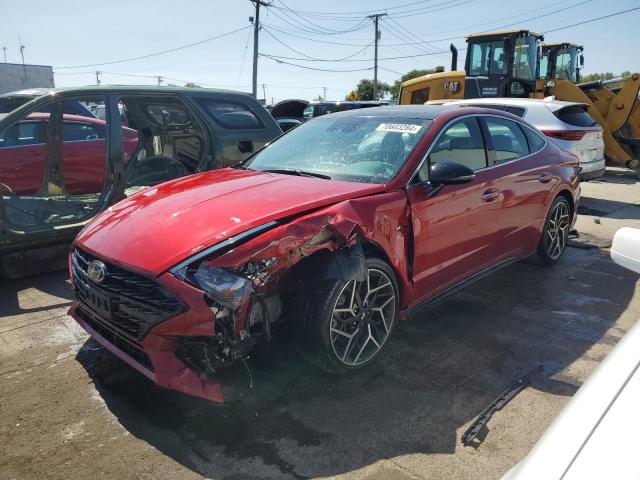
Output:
367,13,386,100
261,83,266,101
2,47,6,63
251,0,271,98
323,86,327,100
95,71,101,86
18,35,26,82
157,75,163,86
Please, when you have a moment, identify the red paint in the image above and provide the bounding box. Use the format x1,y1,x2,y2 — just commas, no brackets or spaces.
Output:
69,106,579,403
0,113,137,195
76,168,386,276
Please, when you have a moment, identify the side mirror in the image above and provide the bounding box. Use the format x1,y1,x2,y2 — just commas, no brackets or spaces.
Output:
611,227,640,274
430,160,475,185
579,54,585,67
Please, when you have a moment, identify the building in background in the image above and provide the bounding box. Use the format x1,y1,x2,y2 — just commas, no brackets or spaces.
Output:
0,62,54,95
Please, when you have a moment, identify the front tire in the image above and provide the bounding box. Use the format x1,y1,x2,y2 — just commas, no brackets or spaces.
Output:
532,196,571,265
298,257,399,374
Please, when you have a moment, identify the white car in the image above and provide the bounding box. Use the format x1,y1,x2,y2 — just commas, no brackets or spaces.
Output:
503,227,640,479
448,98,605,181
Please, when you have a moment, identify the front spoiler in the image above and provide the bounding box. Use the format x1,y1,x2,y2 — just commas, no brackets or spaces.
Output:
69,301,225,403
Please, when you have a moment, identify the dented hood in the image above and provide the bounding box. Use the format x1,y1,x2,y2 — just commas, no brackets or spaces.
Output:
75,168,385,276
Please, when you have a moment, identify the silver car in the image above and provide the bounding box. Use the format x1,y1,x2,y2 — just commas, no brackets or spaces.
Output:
449,97,605,181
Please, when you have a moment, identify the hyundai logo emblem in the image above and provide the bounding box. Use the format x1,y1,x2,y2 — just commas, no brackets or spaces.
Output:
87,260,108,284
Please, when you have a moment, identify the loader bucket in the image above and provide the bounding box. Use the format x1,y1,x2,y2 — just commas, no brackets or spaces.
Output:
541,74,640,172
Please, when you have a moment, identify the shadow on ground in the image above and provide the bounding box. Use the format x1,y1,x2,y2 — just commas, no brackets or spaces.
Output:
0,269,72,318
75,246,638,479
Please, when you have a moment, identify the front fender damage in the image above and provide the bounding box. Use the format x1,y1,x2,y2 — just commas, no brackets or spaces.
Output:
173,194,411,395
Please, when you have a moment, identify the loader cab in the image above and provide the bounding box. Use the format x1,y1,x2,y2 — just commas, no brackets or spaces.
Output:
464,29,542,99
539,43,584,83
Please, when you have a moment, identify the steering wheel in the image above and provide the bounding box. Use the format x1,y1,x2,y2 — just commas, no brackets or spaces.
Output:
126,155,189,187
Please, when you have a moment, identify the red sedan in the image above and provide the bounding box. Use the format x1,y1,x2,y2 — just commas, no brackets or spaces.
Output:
0,113,138,195
69,105,579,403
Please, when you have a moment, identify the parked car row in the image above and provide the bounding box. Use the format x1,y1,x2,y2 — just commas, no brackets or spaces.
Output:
0,85,607,404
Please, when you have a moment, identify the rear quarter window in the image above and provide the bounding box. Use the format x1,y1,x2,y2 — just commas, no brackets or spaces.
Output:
196,98,264,129
506,106,526,117
521,124,546,153
554,105,597,127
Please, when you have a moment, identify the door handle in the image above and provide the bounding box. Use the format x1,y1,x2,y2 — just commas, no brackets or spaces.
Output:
539,172,553,183
238,140,254,154
481,189,499,202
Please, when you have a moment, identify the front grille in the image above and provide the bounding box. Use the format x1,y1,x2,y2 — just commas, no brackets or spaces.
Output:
76,307,155,372
71,247,185,341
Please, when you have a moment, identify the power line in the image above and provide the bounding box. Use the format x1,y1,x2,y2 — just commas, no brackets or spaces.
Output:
262,26,372,61
542,6,640,33
270,0,445,17
383,17,447,59
270,0,471,20
268,8,369,36
479,0,594,33
274,0,369,33
261,0,594,47
236,27,253,88
259,48,455,62
56,26,250,69
260,54,375,72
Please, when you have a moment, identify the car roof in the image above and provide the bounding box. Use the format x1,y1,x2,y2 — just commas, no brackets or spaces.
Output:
309,100,389,106
0,88,54,98
319,104,457,120
0,85,259,100
447,97,588,112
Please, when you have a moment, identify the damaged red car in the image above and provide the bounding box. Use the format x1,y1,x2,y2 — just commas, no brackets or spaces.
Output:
69,104,579,403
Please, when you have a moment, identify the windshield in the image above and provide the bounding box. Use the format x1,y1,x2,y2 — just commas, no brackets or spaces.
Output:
243,115,431,184
555,47,579,82
513,35,537,82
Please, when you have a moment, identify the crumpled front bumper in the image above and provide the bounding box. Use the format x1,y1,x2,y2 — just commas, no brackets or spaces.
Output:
69,271,228,403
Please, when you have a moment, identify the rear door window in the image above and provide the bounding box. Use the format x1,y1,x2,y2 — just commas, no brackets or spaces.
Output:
483,117,530,164
195,98,263,129
554,105,597,127
63,121,104,141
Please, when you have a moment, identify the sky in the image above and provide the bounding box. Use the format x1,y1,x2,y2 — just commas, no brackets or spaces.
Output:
1,0,639,103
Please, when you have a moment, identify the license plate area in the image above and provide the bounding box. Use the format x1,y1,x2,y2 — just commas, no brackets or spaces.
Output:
76,278,112,319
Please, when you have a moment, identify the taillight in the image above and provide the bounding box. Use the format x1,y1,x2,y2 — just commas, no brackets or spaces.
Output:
542,130,587,141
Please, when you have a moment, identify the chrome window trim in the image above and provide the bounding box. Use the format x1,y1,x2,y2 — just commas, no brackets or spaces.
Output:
168,220,279,276
409,113,548,186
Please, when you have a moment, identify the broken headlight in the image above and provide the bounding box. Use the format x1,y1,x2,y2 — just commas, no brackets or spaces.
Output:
175,262,255,311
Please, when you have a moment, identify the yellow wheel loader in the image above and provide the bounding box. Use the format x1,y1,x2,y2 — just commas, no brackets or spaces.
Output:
537,42,640,170
399,30,640,171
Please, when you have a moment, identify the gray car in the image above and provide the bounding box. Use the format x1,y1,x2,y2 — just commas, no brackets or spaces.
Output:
448,97,605,181
0,86,281,277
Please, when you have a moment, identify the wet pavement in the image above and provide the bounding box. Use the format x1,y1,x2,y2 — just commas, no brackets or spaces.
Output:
1,168,639,480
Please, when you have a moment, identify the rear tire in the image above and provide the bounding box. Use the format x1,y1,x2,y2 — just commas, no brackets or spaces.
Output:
297,257,399,374
531,196,571,266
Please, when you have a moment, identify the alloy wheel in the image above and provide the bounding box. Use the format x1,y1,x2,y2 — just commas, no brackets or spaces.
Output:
329,268,396,367
546,200,570,260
